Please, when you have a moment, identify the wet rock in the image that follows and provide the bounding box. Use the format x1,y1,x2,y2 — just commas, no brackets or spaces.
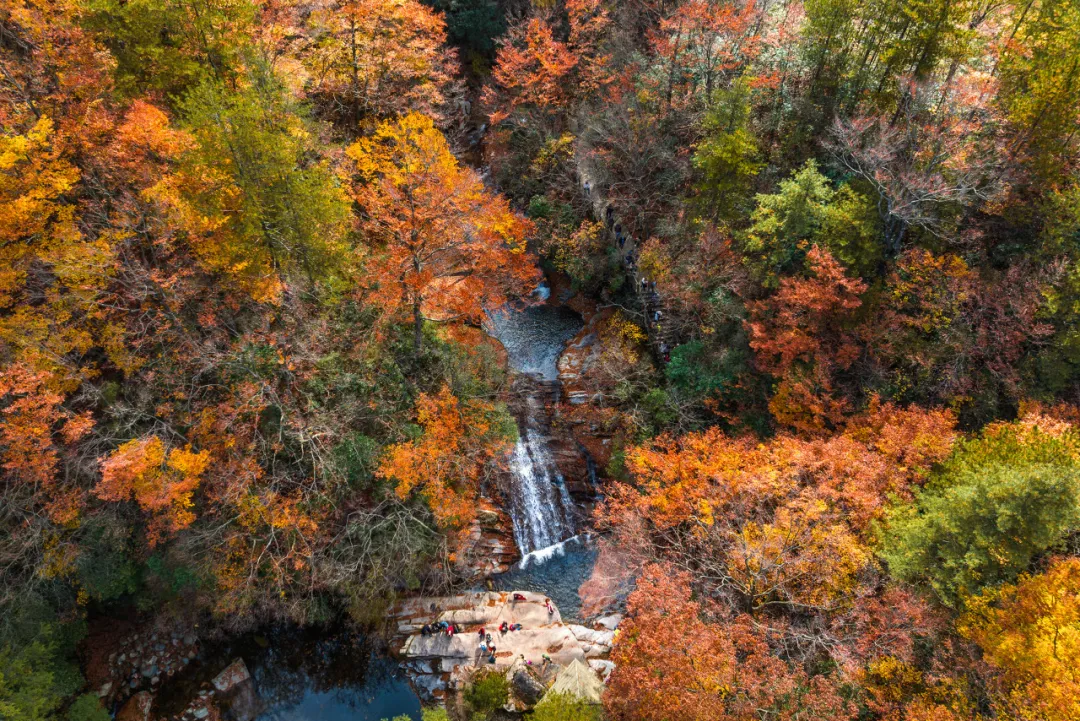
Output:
212,659,260,721
511,669,546,707
413,674,448,701
212,659,250,693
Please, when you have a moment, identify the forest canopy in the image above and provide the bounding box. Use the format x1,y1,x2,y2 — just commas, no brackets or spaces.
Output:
2,0,1080,719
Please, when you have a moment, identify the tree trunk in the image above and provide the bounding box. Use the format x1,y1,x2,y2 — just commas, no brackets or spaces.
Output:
413,299,423,356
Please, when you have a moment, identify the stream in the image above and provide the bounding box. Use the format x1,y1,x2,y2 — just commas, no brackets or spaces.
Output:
483,282,599,620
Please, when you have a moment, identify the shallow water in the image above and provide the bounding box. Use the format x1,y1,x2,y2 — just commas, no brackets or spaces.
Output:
484,290,583,381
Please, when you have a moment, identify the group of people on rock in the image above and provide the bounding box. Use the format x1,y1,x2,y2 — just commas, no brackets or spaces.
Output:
419,593,559,667
419,621,461,637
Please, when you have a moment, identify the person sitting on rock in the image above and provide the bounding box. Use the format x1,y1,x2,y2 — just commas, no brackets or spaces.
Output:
545,599,554,615
513,593,527,602
446,624,455,637
500,622,509,633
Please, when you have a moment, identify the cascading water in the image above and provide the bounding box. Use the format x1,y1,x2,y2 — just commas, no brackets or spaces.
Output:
485,285,584,556
508,395,579,553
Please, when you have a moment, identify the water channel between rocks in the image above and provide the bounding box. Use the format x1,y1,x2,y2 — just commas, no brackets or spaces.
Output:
483,282,600,621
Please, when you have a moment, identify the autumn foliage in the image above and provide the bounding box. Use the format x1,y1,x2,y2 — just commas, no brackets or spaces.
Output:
377,386,512,535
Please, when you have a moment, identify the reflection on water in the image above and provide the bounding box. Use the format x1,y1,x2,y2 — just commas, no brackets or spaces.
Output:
154,625,420,721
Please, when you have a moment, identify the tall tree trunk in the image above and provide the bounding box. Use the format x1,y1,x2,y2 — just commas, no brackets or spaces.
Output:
413,299,423,356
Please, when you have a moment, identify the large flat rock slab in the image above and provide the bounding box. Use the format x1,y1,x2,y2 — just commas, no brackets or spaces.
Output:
390,591,597,700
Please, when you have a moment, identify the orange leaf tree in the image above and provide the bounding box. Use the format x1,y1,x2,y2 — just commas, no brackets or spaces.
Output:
96,436,210,545
747,245,867,433
606,563,855,721
304,0,461,129
482,16,578,126
347,112,539,354
377,386,514,536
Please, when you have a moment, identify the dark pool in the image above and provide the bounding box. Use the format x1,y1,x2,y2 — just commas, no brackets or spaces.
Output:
153,625,421,721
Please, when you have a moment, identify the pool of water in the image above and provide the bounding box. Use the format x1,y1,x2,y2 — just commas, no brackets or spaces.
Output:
153,625,421,721
484,287,583,380
488,536,598,623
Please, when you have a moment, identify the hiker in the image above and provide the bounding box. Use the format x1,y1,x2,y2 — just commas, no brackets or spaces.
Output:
605,205,614,227
618,235,625,249
478,627,485,638
485,633,492,645
479,640,488,653
500,621,509,633
541,653,551,670
545,598,554,615
640,277,648,291
583,180,591,197
420,624,431,637
513,593,527,602
654,310,662,322
447,624,455,637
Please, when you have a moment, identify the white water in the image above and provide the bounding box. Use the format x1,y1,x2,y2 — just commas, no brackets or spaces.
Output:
485,289,584,556
508,400,578,554
517,534,590,569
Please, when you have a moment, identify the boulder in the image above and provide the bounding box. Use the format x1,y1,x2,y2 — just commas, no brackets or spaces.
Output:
595,614,623,631
587,659,615,682
212,659,260,721
511,668,546,708
413,674,448,701
212,659,250,692
544,659,605,704
116,691,153,721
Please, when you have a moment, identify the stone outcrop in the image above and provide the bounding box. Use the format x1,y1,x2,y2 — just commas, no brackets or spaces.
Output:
116,691,154,721
511,668,547,707
389,591,614,703
544,659,605,705
455,499,519,580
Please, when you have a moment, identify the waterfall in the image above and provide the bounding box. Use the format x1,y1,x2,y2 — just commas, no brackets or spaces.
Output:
484,290,585,557
508,395,577,555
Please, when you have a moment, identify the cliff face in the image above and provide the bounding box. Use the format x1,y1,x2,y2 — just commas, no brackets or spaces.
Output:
455,499,520,580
